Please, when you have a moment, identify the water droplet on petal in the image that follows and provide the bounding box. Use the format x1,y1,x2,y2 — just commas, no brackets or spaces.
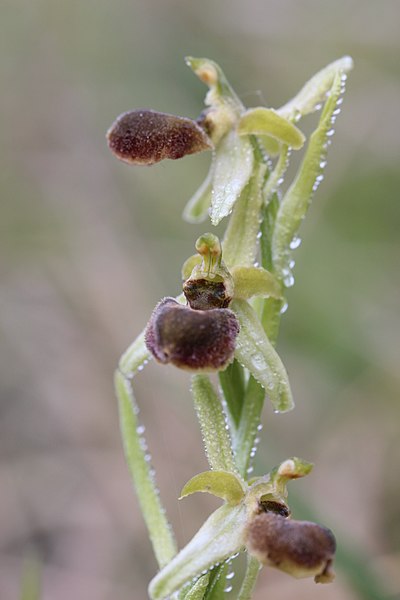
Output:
289,236,301,250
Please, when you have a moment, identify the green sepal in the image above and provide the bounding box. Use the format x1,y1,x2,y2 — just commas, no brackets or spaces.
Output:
180,471,246,505
222,161,266,268
277,56,353,121
231,266,282,300
185,56,243,113
238,108,305,149
183,165,213,224
272,70,347,283
210,130,254,225
232,299,294,413
148,504,247,600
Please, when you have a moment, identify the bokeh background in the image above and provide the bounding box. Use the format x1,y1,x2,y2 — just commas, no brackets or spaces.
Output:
1,1,399,598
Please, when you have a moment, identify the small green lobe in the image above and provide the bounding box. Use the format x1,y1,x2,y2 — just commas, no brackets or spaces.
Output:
180,471,246,505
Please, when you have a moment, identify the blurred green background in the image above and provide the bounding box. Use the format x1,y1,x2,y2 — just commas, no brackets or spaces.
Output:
1,1,399,598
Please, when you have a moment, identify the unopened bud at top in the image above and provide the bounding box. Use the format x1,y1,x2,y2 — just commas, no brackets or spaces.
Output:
106,109,212,166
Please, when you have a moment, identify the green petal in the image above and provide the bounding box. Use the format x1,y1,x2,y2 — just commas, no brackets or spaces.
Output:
181,254,202,281
149,504,247,599
232,299,294,413
180,471,246,505
231,266,282,300
183,165,214,223
238,108,305,149
210,130,254,225
277,56,353,121
272,70,348,284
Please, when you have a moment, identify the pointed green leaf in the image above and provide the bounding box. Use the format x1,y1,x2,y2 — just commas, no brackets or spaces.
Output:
192,375,237,472
180,471,246,505
183,165,213,223
238,108,305,149
277,56,353,121
149,504,247,599
272,70,348,282
232,299,294,413
231,266,282,300
210,130,254,225
115,370,177,567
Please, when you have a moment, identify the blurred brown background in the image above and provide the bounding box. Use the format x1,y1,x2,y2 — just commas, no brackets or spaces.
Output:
1,1,399,598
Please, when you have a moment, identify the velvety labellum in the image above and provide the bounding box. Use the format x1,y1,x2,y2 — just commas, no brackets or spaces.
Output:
107,109,212,165
145,298,239,371
245,513,336,583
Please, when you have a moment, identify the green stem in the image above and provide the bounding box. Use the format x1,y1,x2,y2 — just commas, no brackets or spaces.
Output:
115,370,177,567
237,556,261,600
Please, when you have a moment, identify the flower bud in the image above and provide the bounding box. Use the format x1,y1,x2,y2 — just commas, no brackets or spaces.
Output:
245,513,336,583
106,109,212,165
145,298,239,371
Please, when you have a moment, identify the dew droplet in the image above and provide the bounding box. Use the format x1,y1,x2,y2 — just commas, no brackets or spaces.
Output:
314,102,322,111
136,425,146,434
137,364,144,372
256,231,262,239
224,585,233,593
336,97,344,106
226,571,235,580
319,160,327,169
257,423,263,431
283,272,295,287
247,466,254,474
289,259,295,269
289,236,301,250
326,129,335,137
280,301,288,314
316,174,324,182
